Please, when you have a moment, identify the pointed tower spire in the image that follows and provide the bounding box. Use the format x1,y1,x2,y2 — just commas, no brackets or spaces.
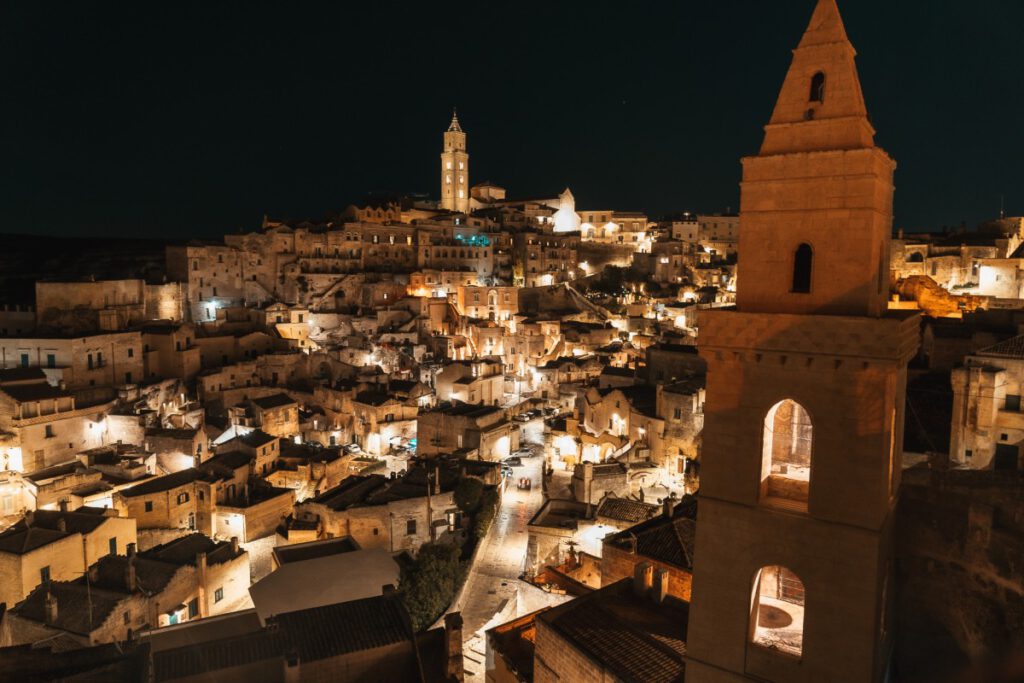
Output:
448,108,462,133
760,0,873,155
798,0,850,48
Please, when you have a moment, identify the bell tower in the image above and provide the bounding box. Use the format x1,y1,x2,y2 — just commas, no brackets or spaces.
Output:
684,2,919,682
440,110,469,213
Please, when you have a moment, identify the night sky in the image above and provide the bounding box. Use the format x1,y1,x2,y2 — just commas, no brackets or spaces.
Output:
3,1,1022,240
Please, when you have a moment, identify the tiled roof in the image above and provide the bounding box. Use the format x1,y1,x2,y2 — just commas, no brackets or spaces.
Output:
238,429,276,448
152,594,420,681
0,527,67,555
275,594,415,662
979,334,1024,359
539,580,688,683
597,497,660,524
605,497,698,571
251,393,296,410
118,469,202,498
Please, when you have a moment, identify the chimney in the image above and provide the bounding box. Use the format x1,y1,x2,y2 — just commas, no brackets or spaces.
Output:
58,499,68,512
196,551,208,617
230,536,239,554
45,591,58,625
633,562,653,597
433,464,442,496
88,564,99,584
126,542,136,557
444,612,465,682
653,568,670,604
56,518,66,533
662,496,674,518
125,556,137,592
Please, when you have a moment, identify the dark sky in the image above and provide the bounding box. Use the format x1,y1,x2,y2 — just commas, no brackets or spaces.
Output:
2,1,1022,240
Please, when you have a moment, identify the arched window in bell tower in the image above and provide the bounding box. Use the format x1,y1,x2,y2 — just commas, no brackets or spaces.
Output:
792,243,813,294
809,71,826,103
761,399,812,510
750,565,805,658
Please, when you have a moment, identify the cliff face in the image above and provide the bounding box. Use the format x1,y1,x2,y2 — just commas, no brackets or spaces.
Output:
896,467,1024,682
0,233,174,305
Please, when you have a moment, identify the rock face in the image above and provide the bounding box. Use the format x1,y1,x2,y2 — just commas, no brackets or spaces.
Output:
0,234,172,305
896,467,1024,682
895,275,985,318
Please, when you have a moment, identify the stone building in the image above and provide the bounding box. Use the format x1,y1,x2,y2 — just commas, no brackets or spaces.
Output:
144,593,464,682
0,369,117,472
416,403,519,460
949,334,1024,470
685,2,919,682
2,534,249,648
0,506,137,611
531,573,688,683
600,497,696,602
0,330,144,390
289,460,499,554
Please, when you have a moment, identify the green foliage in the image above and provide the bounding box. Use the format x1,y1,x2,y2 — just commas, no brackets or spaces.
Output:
453,477,484,514
399,542,464,632
590,265,626,295
473,488,500,540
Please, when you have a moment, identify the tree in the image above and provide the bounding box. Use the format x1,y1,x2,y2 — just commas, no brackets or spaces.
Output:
453,477,484,514
473,488,500,540
399,542,464,631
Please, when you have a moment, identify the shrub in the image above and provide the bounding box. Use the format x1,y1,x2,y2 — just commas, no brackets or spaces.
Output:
399,542,464,632
453,477,484,514
473,488,500,540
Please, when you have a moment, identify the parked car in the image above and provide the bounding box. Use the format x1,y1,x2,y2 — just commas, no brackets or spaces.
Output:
501,465,514,478
513,413,531,422
344,443,362,454
513,446,534,458
503,456,522,467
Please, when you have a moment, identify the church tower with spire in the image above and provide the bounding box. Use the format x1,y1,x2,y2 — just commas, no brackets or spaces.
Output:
440,110,469,213
684,2,918,681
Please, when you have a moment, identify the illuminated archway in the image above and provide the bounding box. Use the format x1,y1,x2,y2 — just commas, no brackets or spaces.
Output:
750,565,805,658
761,400,812,510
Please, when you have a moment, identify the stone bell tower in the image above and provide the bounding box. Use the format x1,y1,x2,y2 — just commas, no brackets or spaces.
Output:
440,110,469,213
684,2,919,682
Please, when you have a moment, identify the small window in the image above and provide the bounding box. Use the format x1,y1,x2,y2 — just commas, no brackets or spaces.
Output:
1006,395,1022,412
188,598,199,619
144,501,154,512
127,348,134,358
792,244,813,293
177,492,190,505
373,527,379,536
123,612,130,625
1001,433,1009,441
44,425,55,439
809,72,826,103
214,587,224,603
109,537,117,555
46,353,56,368
40,566,50,584
965,449,973,459
406,519,417,536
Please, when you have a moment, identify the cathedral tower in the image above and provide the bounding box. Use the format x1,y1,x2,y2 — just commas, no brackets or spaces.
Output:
684,2,919,682
440,110,469,213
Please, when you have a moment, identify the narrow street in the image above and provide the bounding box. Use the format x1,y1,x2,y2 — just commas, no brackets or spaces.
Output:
457,419,545,681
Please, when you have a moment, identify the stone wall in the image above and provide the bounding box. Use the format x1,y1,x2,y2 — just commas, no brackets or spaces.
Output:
895,467,1024,682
